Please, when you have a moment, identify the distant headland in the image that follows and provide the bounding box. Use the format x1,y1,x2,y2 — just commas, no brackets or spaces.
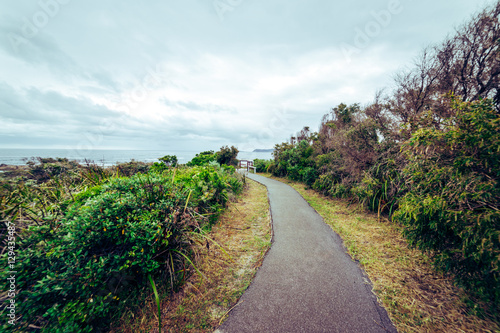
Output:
253,149,274,152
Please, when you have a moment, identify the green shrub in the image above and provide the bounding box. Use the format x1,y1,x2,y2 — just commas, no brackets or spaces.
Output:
352,153,404,216
216,146,239,166
1,166,243,332
174,165,243,224
149,161,169,173
312,173,336,195
221,164,236,174
300,167,318,187
253,159,272,173
393,98,500,309
115,160,150,176
186,151,217,166
329,183,350,198
159,155,178,167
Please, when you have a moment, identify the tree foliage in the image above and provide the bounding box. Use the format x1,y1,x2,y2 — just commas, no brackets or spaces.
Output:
159,155,178,167
216,145,239,167
394,97,500,306
186,151,217,167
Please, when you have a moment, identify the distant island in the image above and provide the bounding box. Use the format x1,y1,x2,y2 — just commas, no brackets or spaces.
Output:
253,149,274,152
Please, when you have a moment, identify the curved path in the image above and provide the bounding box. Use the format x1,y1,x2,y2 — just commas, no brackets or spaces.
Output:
216,173,396,333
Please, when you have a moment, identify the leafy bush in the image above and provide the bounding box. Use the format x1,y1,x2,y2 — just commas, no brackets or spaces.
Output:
216,145,239,166
393,98,500,308
270,140,318,184
149,161,169,173
253,159,272,173
174,165,243,224
1,166,243,332
300,167,318,187
159,155,178,167
186,151,217,166
115,160,151,177
352,150,405,216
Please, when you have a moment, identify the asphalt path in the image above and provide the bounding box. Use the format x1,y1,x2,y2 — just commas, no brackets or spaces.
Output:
216,173,397,333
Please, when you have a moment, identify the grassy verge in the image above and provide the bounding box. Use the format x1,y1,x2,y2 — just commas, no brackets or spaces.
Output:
263,174,499,333
110,178,271,332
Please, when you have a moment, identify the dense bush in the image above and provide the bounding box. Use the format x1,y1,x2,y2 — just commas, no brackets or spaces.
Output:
393,98,500,307
159,155,178,167
352,148,405,216
253,159,272,173
1,164,243,332
270,139,318,186
186,151,217,166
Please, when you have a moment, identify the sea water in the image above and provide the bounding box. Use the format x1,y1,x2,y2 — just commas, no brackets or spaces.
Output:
0,148,273,166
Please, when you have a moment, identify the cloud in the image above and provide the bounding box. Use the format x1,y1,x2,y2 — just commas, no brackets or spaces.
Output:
0,0,488,151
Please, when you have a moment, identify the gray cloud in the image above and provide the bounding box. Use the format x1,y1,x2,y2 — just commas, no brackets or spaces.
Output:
0,0,492,151
0,82,119,125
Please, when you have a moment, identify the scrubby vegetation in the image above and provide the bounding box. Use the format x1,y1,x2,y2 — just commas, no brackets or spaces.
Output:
253,159,273,173
110,179,271,332
186,145,239,168
268,2,500,317
0,155,243,332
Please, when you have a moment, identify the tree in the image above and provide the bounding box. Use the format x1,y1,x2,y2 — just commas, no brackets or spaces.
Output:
435,3,500,108
388,1,500,131
216,146,239,166
186,151,217,166
159,155,177,167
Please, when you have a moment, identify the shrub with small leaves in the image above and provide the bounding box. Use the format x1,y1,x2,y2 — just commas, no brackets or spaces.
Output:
393,97,500,309
1,165,243,332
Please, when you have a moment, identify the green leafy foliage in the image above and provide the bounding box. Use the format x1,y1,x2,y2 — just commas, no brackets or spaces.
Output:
270,140,318,186
253,159,272,173
216,145,239,166
1,161,243,332
159,155,178,167
352,150,405,216
186,151,217,167
392,98,500,307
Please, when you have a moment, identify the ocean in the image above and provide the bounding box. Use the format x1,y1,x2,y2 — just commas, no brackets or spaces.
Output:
0,148,273,166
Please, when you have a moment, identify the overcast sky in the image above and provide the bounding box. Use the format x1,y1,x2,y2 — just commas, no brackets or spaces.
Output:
0,0,493,152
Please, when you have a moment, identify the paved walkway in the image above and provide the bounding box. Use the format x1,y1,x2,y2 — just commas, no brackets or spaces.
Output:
216,173,397,333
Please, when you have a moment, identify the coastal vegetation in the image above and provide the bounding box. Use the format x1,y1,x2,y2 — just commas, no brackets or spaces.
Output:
266,1,500,319
269,175,499,332
0,146,245,332
110,178,271,332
